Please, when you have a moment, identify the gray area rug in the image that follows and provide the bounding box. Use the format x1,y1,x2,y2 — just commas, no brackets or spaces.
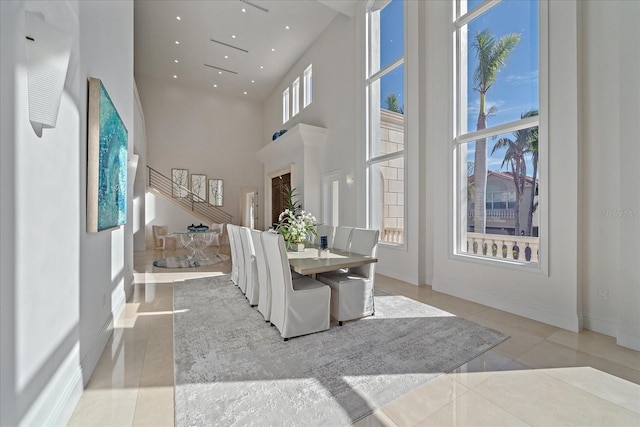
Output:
173,275,508,427
153,253,229,268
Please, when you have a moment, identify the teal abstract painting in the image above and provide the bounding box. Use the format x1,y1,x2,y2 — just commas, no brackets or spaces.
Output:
87,77,128,232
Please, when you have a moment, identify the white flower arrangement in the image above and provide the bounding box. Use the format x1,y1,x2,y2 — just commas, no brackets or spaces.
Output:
277,209,317,245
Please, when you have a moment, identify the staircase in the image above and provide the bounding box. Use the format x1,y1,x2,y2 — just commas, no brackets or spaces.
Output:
147,166,233,225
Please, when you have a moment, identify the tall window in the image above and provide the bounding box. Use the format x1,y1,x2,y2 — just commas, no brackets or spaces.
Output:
303,64,313,107
454,0,541,263
292,77,300,116
282,87,290,124
366,0,405,245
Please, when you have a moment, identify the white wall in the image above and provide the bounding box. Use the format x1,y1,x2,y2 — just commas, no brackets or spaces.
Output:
262,13,362,229
580,0,640,349
0,1,134,425
136,77,263,225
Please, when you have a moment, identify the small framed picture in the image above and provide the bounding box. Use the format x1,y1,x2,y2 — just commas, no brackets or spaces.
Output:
208,179,223,206
191,174,207,202
172,168,189,198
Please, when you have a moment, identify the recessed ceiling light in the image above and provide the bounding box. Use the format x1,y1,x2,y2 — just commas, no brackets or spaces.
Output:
244,91,247,95
271,48,275,52
241,8,246,12
176,16,181,21
224,55,229,59
218,71,222,75
175,40,180,45
232,34,236,39
174,59,179,63
260,65,264,69
251,80,255,83
285,25,290,30
213,84,218,88
173,75,177,79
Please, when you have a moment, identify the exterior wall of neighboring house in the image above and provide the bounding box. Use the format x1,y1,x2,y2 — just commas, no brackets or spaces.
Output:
377,109,405,243
468,171,539,236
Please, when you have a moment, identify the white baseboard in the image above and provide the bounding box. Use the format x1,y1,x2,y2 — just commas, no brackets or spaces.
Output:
79,312,114,388
582,315,617,337
433,279,581,332
376,267,419,286
616,330,640,351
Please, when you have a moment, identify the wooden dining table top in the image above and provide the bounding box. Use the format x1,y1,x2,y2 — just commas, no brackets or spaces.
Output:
287,246,377,276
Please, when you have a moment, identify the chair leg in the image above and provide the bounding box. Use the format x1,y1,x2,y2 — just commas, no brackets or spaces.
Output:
338,321,343,326
283,337,289,341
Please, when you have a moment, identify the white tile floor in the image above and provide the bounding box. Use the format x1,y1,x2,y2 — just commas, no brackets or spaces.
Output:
68,244,640,427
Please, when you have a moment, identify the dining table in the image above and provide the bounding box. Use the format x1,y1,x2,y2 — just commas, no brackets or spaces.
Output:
287,246,377,276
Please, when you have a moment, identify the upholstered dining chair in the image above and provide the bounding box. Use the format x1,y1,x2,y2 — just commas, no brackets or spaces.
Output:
261,232,331,340
209,223,225,246
251,229,271,321
227,224,238,285
332,226,353,251
231,225,247,293
152,225,176,251
317,228,380,326
240,226,259,306
315,224,335,249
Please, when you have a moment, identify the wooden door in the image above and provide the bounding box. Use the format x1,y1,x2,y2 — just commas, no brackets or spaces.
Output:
271,173,291,227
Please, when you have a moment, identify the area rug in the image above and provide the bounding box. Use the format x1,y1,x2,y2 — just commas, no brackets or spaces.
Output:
173,275,508,427
153,253,229,268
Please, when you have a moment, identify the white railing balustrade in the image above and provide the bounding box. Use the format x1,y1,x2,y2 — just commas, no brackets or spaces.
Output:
382,227,404,244
465,232,539,263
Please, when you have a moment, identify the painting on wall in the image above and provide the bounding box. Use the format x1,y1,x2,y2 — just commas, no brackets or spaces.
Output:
87,77,128,233
191,174,207,202
172,168,189,198
209,179,223,206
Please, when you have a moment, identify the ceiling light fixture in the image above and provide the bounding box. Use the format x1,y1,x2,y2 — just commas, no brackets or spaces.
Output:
285,25,290,30
244,91,247,95
271,48,275,52
218,71,222,75
210,38,248,53
204,63,238,75
260,65,264,69
241,8,246,13
173,75,177,78
251,80,255,83
213,84,218,88
176,16,181,20
232,34,236,39
240,0,269,13
224,55,228,59
175,40,179,45
174,59,179,63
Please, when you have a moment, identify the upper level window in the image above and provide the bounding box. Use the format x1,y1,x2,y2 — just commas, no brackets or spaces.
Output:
303,64,313,107
292,77,300,116
366,0,405,246
454,0,541,263
282,87,290,124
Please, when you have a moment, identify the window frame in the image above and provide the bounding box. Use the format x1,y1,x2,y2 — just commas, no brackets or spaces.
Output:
292,77,300,117
452,0,548,271
282,87,290,124
365,0,407,249
303,64,313,108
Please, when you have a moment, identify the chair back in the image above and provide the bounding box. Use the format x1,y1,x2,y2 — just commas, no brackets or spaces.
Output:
240,226,259,304
315,224,334,248
261,232,293,332
348,228,380,278
332,226,353,251
152,225,168,249
227,224,238,284
231,225,247,293
251,229,271,320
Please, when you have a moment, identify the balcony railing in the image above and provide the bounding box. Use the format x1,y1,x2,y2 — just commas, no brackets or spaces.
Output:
382,227,404,244
468,209,516,218
465,232,539,263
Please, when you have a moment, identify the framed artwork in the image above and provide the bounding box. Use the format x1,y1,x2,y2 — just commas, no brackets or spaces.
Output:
209,179,223,206
87,77,128,233
172,168,189,198
191,174,207,202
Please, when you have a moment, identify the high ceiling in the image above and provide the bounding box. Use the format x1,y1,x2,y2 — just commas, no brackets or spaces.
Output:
134,0,357,102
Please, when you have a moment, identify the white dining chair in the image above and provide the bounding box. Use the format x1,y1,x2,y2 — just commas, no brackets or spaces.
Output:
227,224,238,285
251,229,271,321
315,224,334,248
231,225,247,294
240,226,259,306
332,226,353,251
261,232,331,340
317,228,379,326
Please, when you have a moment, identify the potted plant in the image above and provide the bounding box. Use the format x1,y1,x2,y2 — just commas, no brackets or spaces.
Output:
275,186,317,251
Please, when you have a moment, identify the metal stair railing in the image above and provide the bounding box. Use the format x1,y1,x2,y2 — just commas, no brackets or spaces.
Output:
147,166,233,225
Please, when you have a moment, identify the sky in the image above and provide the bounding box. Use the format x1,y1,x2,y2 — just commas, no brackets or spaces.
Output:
378,0,539,175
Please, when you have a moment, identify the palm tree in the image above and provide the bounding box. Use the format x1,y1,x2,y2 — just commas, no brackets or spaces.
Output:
385,93,404,114
525,110,539,236
471,29,520,234
491,110,538,236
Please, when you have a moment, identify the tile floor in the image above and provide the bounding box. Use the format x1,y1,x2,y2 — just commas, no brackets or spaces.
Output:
68,244,640,426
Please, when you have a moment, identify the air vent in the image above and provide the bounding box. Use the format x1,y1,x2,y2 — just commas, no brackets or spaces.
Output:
209,39,248,53
204,64,238,75
240,0,269,13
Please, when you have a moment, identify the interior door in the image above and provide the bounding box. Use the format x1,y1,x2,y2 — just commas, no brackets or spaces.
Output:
271,173,291,227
